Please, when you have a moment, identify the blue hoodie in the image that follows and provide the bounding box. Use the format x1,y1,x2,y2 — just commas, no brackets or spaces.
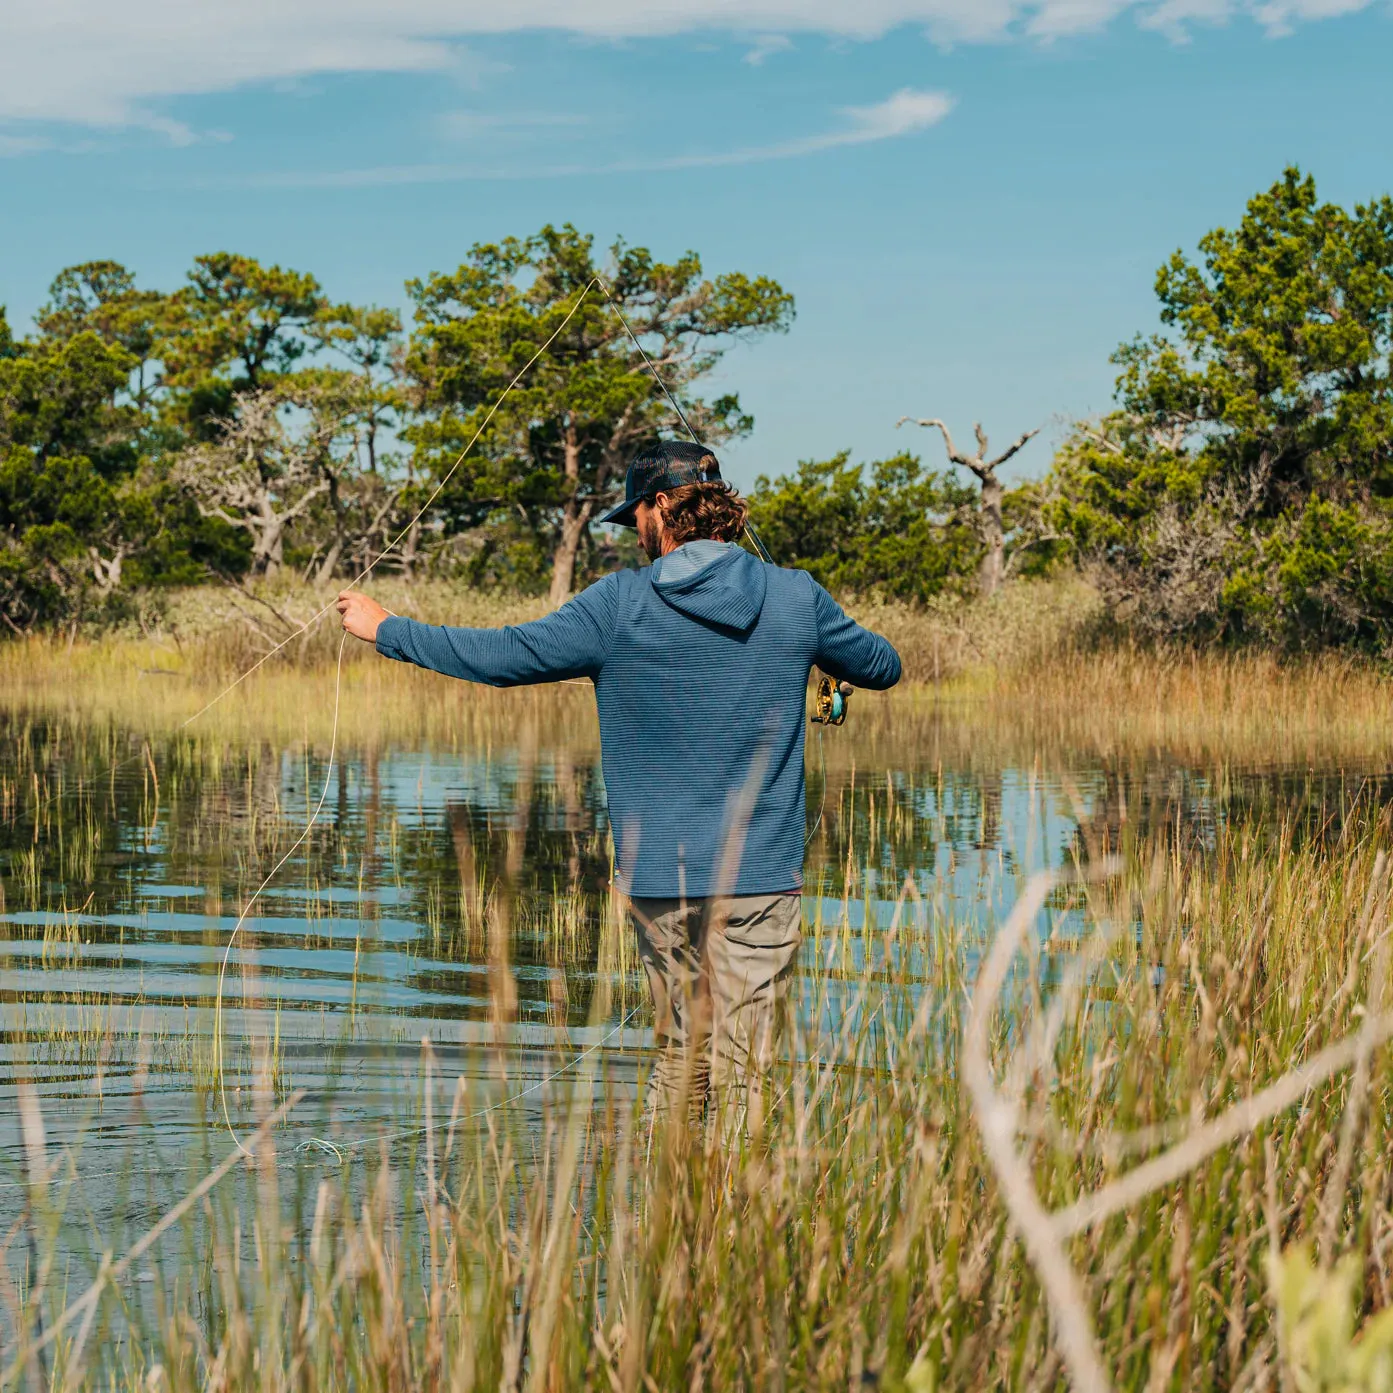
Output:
375,544,901,897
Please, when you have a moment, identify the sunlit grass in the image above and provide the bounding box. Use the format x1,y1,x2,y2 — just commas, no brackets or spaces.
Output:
7,576,1393,1386
2,811,1392,1388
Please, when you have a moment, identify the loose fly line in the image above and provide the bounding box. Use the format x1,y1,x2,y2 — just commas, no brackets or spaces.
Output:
205,274,737,1155
8,272,794,1161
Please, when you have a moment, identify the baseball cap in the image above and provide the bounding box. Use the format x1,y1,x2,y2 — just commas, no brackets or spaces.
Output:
598,440,723,528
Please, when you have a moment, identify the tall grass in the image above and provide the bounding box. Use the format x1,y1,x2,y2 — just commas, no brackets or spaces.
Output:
7,574,1393,1387
5,811,1393,1388
6,575,1393,769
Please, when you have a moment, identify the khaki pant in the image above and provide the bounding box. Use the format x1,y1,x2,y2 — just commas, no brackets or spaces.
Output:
629,893,802,1139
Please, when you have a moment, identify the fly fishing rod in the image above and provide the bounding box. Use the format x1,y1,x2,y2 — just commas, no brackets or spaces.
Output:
598,292,854,728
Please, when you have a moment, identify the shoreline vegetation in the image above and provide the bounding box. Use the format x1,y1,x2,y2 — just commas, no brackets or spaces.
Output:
5,574,1393,763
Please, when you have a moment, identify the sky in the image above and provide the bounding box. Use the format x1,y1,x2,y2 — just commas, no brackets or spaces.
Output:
0,0,1386,488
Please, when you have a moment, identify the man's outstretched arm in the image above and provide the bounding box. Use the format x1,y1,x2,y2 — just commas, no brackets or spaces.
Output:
809,581,902,690
337,577,620,686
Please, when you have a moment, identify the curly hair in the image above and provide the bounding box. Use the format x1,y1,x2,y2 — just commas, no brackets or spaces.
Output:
655,480,749,546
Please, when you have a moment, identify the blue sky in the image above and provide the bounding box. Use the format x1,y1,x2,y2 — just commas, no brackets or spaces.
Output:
0,1,1385,488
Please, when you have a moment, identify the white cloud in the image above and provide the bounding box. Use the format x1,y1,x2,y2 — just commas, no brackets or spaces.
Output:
0,1,1375,134
642,86,955,167
1252,0,1373,32
743,33,794,64
245,86,954,187
1139,0,1233,41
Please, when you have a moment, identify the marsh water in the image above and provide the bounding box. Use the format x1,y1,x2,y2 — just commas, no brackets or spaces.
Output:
2,682,1389,1214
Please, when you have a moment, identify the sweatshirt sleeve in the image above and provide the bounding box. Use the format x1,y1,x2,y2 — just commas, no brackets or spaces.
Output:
810,580,902,690
374,573,621,686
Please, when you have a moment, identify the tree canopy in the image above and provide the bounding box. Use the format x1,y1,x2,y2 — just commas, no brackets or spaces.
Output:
747,452,985,604
0,228,793,631
406,224,792,602
1047,167,1393,650
9,176,1393,652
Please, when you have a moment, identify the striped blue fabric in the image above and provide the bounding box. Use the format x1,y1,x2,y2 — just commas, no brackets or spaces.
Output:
375,545,901,897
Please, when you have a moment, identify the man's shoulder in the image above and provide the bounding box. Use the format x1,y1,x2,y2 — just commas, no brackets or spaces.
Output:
574,570,638,601
766,563,818,598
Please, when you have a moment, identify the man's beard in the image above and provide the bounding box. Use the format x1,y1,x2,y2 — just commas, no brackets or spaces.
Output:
637,510,663,561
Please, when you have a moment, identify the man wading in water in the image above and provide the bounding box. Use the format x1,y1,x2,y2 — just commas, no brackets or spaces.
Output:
337,441,901,1136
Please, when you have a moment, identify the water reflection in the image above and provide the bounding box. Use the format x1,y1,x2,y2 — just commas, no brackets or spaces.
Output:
2,703,1391,1165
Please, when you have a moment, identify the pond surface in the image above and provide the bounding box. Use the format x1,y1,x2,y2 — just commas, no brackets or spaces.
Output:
2,689,1390,1209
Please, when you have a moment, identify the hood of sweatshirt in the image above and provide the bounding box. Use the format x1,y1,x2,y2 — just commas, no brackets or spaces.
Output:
649,540,767,633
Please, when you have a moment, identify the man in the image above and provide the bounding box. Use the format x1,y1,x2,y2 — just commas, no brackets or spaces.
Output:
336,440,900,1136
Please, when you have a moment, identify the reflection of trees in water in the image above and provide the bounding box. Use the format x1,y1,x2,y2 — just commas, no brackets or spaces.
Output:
803,754,1393,902
1066,761,1393,869
0,716,347,932
11,706,1393,1025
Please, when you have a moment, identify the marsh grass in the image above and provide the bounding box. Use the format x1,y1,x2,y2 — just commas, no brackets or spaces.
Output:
9,577,1393,1387
6,575,1393,771
5,811,1393,1388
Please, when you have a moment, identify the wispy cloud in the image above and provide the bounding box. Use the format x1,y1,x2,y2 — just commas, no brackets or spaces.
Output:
0,132,51,157
245,86,955,188
0,2,1374,135
743,34,794,64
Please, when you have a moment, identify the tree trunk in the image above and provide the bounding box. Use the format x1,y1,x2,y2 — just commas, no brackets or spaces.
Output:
315,540,343,585
977,471,1005,598
549,497,595,607
548,427,587,607
319,469,347,585
400,516,420,581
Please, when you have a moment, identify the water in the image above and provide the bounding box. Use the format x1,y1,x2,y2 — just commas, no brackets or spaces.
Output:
1,696,1388,1201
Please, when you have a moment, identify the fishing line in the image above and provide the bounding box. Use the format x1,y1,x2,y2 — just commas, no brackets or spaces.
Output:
10,270,779,1161
0,1002,644,1192
205,273,720,1155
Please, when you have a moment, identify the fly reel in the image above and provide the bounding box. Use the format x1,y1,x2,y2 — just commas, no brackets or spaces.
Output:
811,675,854,726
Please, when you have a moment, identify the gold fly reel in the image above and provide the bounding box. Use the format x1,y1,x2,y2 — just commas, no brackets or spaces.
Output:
811,675,853,726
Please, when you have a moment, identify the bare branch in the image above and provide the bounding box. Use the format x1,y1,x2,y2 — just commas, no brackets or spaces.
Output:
896,416,975,470
1050,1014,1393,1238
988,426,1041,470
964,870,1114,1392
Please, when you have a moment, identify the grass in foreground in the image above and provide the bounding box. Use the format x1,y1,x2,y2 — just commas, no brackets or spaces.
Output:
6,811,1393,1389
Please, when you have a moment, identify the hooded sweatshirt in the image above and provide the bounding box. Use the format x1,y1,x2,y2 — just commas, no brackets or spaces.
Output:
375,543,901,898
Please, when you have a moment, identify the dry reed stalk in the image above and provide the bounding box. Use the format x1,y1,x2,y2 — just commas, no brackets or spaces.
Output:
963,870,1113,1393
1049,1018,1393,1239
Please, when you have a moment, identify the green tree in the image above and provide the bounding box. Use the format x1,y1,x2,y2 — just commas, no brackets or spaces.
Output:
36,260,167,410
158,253,329,431
1048,168,1393,648
406,224,793,603
0,261,260,630
0,326,141,474
747,451,984,604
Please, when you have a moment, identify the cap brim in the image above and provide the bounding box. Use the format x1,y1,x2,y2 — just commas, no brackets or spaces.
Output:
598,498,640,527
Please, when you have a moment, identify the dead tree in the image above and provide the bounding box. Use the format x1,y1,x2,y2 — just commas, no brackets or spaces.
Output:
896,416,1039,598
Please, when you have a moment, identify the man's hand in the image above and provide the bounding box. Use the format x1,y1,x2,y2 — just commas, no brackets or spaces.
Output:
337,590,390,643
